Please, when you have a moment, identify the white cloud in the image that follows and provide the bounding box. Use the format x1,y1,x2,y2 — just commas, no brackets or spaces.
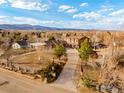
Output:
72,7,124,30
98,8,113,13
80,3,88,7
0,16,62,27
75,5,113,19
66,9,77,13
58,5,77,14
1,8,124,30
0,15,9,18
0,0,6,5
7,0,13,2
11,0,49,12
59,5,72,11
0,15,124,30
73,12,101,20
0,16,42,25
109,9,124,16
13,16,41,24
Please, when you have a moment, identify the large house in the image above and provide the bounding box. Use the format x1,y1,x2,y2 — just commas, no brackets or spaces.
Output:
64,35,89,48
12,42,21,49
12,40,29,49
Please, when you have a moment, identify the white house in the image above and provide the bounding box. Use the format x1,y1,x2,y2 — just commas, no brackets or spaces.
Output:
12,40,29,49
12,42,21,49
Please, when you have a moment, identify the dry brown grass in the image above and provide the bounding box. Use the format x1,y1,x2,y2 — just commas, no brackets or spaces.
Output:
12,51,54,68
79,87,99,93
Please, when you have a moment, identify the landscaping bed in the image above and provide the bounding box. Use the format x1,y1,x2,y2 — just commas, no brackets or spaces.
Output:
79,64,100,92
40,62,65,83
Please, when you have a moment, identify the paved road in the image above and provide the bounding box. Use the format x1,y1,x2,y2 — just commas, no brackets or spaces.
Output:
52,49,79,92
0,68,76,93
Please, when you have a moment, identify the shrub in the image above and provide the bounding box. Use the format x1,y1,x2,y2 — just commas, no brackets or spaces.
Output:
53,44,66,59
41,63,63,83
81,74,93,88
78,39,93,61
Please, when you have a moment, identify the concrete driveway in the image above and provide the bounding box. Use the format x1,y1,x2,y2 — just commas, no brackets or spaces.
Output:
51,49,79,92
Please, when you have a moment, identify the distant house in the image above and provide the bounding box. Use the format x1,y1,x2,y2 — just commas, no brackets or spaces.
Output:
64,36,89,48
45,39,68,49
12,42,21,49
12,40,29,49
94,43,107,49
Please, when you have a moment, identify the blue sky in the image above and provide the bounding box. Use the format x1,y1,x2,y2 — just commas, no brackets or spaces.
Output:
0,0,124,30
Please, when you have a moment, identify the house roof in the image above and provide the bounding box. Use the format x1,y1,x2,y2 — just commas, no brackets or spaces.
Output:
16,40,28,46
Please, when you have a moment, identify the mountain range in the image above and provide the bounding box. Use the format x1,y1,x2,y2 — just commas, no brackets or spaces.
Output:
0,24,80,30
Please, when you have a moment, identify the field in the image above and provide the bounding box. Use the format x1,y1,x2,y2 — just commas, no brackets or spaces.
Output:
12,51,55,69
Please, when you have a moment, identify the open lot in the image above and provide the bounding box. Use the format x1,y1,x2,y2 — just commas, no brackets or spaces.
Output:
12,51,54,69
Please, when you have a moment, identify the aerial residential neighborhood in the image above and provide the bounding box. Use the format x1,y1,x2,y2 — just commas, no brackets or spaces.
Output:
0,30,124,93
0,0,124,93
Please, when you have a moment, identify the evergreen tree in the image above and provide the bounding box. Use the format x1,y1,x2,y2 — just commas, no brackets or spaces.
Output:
78,39,93,61
54,44,66,59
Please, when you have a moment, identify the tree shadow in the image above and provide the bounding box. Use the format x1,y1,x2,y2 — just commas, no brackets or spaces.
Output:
0,81,9,86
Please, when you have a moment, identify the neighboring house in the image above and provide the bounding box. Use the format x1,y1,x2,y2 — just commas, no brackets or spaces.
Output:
12,42,21,49
94,43,107,49
64,36,79,48
12,40,29,49
45,39,68,49
64,36,89,48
